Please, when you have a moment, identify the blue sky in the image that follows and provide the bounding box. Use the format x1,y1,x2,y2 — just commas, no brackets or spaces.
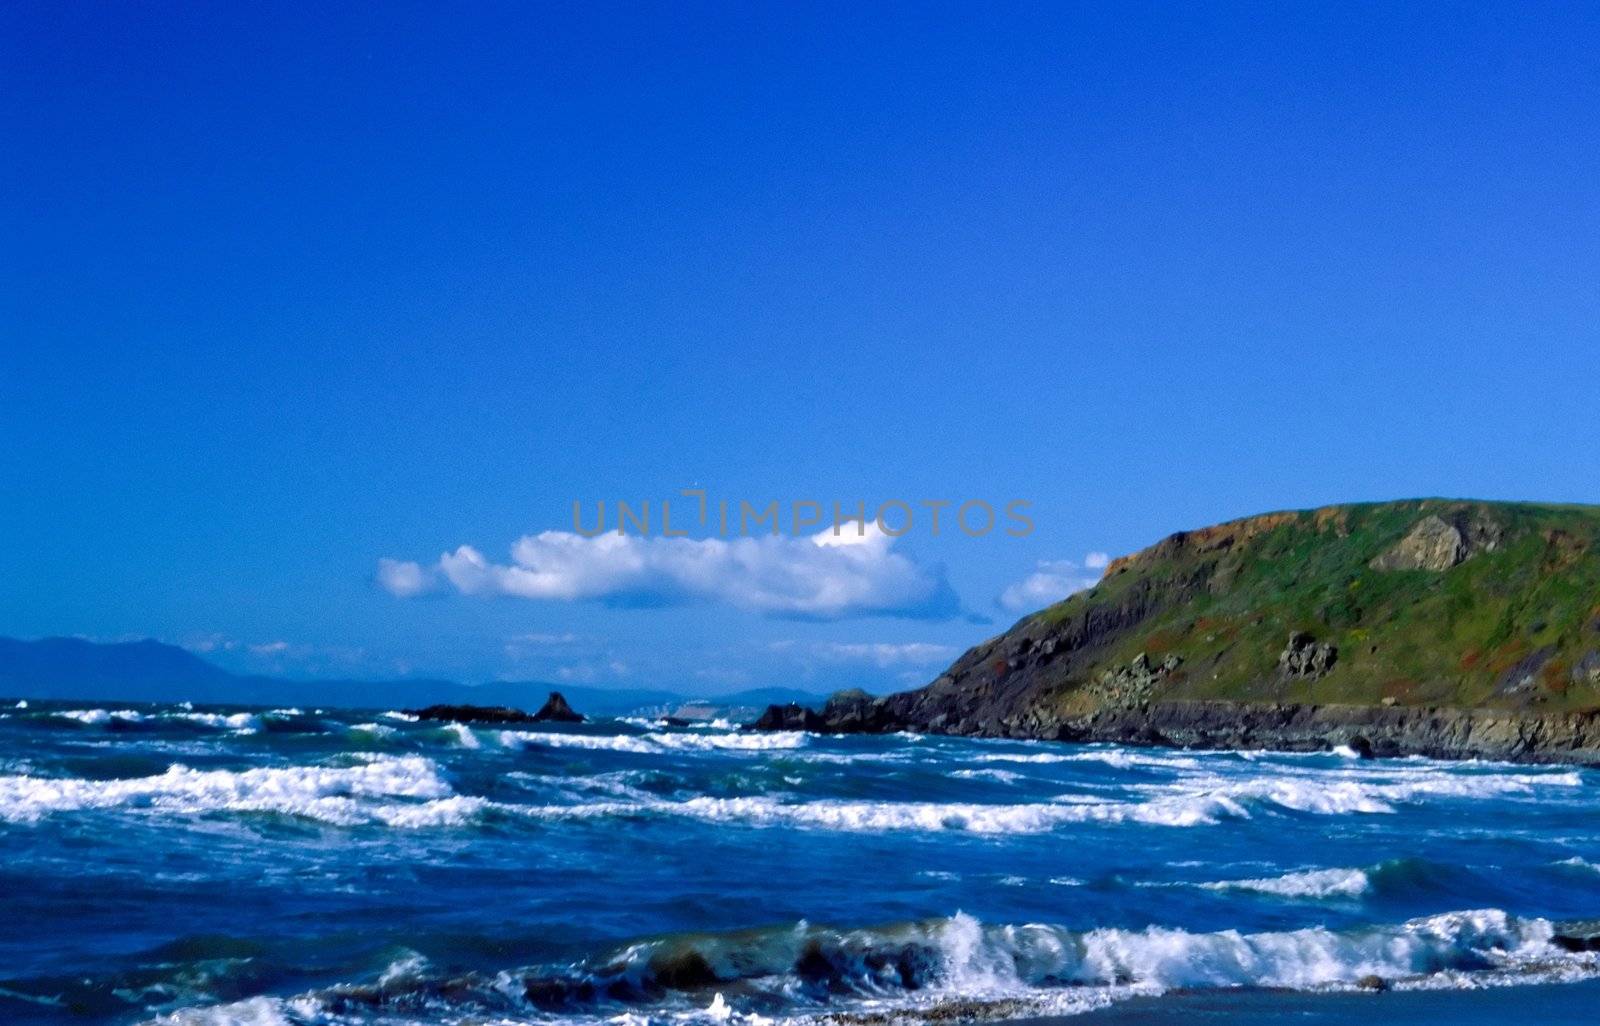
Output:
3,4,1598,697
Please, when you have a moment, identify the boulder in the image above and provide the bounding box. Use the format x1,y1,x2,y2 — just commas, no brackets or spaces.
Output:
819,688,899,733
532,691,584,723
1370,515,1467,572
1370,509,1504,572
751,702,826,731
1278,632,1337,679
1090,652,1183,707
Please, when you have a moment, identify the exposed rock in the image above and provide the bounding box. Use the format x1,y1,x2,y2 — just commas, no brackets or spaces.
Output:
1075,700,1600,764
1355,974,1388,992
751,702,827,731
1370,515,1467,571
1552,927,1600,953
532,691,584,723
646,948,719,988
409,703,538,725
749,690,900,733
1104,511,1299,577
1495,647,1555,698
1370,509,1504,572
757,692,1600,766
748,500,1600,764
1090,652,1182,707
1278,632,1337,679
818,688,901,733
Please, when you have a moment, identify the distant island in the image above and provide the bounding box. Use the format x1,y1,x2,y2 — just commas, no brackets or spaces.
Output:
0,636,823,722
759,499,1600,763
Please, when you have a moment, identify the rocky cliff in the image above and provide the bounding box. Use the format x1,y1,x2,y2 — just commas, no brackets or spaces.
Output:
754,500,1600,763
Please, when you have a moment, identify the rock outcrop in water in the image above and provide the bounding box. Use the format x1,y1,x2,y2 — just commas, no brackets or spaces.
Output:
410,703,540,724
409,692,586,725
751,500,1600,764
532,691,585,723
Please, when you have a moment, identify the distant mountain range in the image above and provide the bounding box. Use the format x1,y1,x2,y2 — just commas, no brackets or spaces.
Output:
0,636,825,719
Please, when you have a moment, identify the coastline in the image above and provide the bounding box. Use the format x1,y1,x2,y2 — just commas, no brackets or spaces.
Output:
753,695,1600,766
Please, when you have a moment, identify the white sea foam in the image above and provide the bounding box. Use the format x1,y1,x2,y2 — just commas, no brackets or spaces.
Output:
523,791,1245,833
54,708,143,725
168,711,262,732
1200,866,1372,898
973,748,1201,770
142,995,296,1026
820,908,1577,996
499,729,810,754
650,731,809,752
380,710,419,722
140,908,1597,1026
499,730,661,754
499,757,1587,835
972,751,1074,765
46,707,268,732
1066,908,1570,991
0,755,466,826
587,907,1590,1021
443,722,481,748
951,768,1026,784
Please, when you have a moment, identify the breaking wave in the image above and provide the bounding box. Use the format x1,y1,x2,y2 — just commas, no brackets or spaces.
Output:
1201,866,1372,898
140,908,1600,1026
499,729,811,754
0,755,478,827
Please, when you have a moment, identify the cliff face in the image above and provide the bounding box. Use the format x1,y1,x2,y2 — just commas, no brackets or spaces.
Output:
757,500,1600,763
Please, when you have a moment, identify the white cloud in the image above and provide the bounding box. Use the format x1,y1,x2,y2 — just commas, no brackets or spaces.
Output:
376,557,435,598
813,641,959,667
380,523,959,620
554,659,629,683
508,632,581,645
996,555,1106,614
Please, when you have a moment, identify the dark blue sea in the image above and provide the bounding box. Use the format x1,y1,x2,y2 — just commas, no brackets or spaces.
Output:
3,698,1599,1025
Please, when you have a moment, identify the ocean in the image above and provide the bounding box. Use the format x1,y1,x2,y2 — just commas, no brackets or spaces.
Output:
2,698,1598,1025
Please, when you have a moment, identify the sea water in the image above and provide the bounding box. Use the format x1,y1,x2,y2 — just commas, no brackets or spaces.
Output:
1,698,1598,1025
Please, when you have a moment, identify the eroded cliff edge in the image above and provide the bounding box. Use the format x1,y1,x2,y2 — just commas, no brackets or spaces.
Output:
754,500,1600,764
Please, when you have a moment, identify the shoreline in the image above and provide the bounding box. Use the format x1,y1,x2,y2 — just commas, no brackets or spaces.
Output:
753,696,1600,766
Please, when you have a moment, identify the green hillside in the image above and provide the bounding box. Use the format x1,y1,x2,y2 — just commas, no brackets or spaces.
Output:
1024,499,1600,712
